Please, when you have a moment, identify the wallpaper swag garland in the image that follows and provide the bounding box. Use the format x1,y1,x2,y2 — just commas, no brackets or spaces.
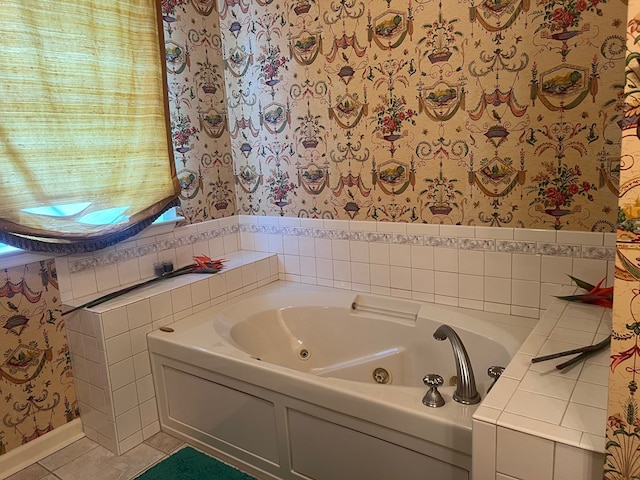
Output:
0,260,78,455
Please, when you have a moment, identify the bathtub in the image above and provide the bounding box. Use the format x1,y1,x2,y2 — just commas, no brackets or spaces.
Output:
148,281,525,480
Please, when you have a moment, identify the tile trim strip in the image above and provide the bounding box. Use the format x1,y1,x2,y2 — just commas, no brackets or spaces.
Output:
69,220,615,274
69,225,239,273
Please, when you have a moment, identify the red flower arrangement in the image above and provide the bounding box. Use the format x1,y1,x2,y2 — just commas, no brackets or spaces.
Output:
373,95,416,136
537,0,606,33
527,161,596,210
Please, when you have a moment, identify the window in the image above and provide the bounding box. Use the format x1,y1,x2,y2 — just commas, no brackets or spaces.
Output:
0,0,179,254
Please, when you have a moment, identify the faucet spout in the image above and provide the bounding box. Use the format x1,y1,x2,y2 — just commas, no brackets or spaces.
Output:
433,325,481,405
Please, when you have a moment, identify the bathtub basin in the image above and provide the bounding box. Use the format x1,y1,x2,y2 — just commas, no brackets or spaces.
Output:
149,281,527,480
214,292,519,389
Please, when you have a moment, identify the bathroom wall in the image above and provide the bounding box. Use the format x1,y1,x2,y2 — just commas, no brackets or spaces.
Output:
162,0,236,223
606,2,640,477
218,0,624,231
238,215,615,318
0,259,79,456
0,0,633,469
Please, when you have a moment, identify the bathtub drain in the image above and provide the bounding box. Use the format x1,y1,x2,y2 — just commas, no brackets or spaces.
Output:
372,367,391,384
298,348,310,360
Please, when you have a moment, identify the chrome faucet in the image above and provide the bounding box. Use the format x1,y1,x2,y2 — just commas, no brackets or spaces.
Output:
433,325,481,405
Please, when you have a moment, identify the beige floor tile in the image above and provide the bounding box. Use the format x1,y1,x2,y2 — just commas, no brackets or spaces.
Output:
38,437,99,471
143,431,184,454
53,443,164,480
5,463,50,480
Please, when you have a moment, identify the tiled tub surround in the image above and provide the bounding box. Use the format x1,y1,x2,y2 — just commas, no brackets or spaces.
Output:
56,215,242,304
63,250,279,455
472,289,611,480
54,215,615,462
56,215,615,318
237,216,616,319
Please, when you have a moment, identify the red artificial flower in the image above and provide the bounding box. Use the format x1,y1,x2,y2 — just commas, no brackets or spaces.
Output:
555,275,613,308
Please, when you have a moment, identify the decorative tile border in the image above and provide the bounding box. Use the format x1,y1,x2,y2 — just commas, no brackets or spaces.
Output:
459,238,496,251
69,217,616,274
69,225,239,273
582,246,616,260
537,243,582,257
242,223,614,260
425,236,458,248
496,240,537,254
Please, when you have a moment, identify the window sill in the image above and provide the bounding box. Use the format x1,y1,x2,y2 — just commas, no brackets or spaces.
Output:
0,211,184,269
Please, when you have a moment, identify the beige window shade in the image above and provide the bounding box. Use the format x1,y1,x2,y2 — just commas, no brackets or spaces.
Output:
0,0,179,254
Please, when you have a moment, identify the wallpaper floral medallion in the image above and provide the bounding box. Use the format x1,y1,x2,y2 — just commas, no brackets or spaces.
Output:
206,0,626,230
0,260,78,455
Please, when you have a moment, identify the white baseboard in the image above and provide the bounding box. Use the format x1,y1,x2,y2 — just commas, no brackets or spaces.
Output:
0,419,84,479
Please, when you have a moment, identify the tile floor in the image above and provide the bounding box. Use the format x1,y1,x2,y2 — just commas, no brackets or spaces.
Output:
5,432,188,480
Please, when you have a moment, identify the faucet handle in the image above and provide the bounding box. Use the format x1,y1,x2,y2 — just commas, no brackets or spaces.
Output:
422,374,445,408
487,365,505,394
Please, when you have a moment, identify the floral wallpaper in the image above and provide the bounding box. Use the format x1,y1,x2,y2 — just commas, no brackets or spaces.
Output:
606,1,640,477
0,260,78,455
162,0,237,223
211,0,626,231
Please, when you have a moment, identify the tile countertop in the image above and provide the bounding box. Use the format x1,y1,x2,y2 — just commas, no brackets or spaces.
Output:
472,285,611,453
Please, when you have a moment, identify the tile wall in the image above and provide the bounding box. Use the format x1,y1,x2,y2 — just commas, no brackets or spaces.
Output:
58,216,279,455
64,250,278,455
237,216,616,319
56,216,241,304
471,289,611,480
56,215,616,458
472,423,606,480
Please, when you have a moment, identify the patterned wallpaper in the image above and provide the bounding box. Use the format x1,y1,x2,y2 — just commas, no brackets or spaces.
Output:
0,260,78,455
606,1,640,477
208,0,625,231
0,0,630,462
162,0,237,223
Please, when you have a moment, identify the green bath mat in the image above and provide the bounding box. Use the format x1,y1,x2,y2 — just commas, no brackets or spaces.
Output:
135,446,256,480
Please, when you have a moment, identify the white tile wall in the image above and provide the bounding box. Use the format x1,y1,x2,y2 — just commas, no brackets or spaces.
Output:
473,284,609,480
496,427,554,480
63,228,278,455
233,215,614,319
59,215,614,469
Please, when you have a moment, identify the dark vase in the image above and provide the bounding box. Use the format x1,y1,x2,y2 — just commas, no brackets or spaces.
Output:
344,201,359,213
551,29,581,41
427,50,452,64
544,208,572,217
294,3,311,15
429,205,452,215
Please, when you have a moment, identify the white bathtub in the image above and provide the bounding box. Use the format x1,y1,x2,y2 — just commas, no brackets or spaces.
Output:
148,281,526,480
